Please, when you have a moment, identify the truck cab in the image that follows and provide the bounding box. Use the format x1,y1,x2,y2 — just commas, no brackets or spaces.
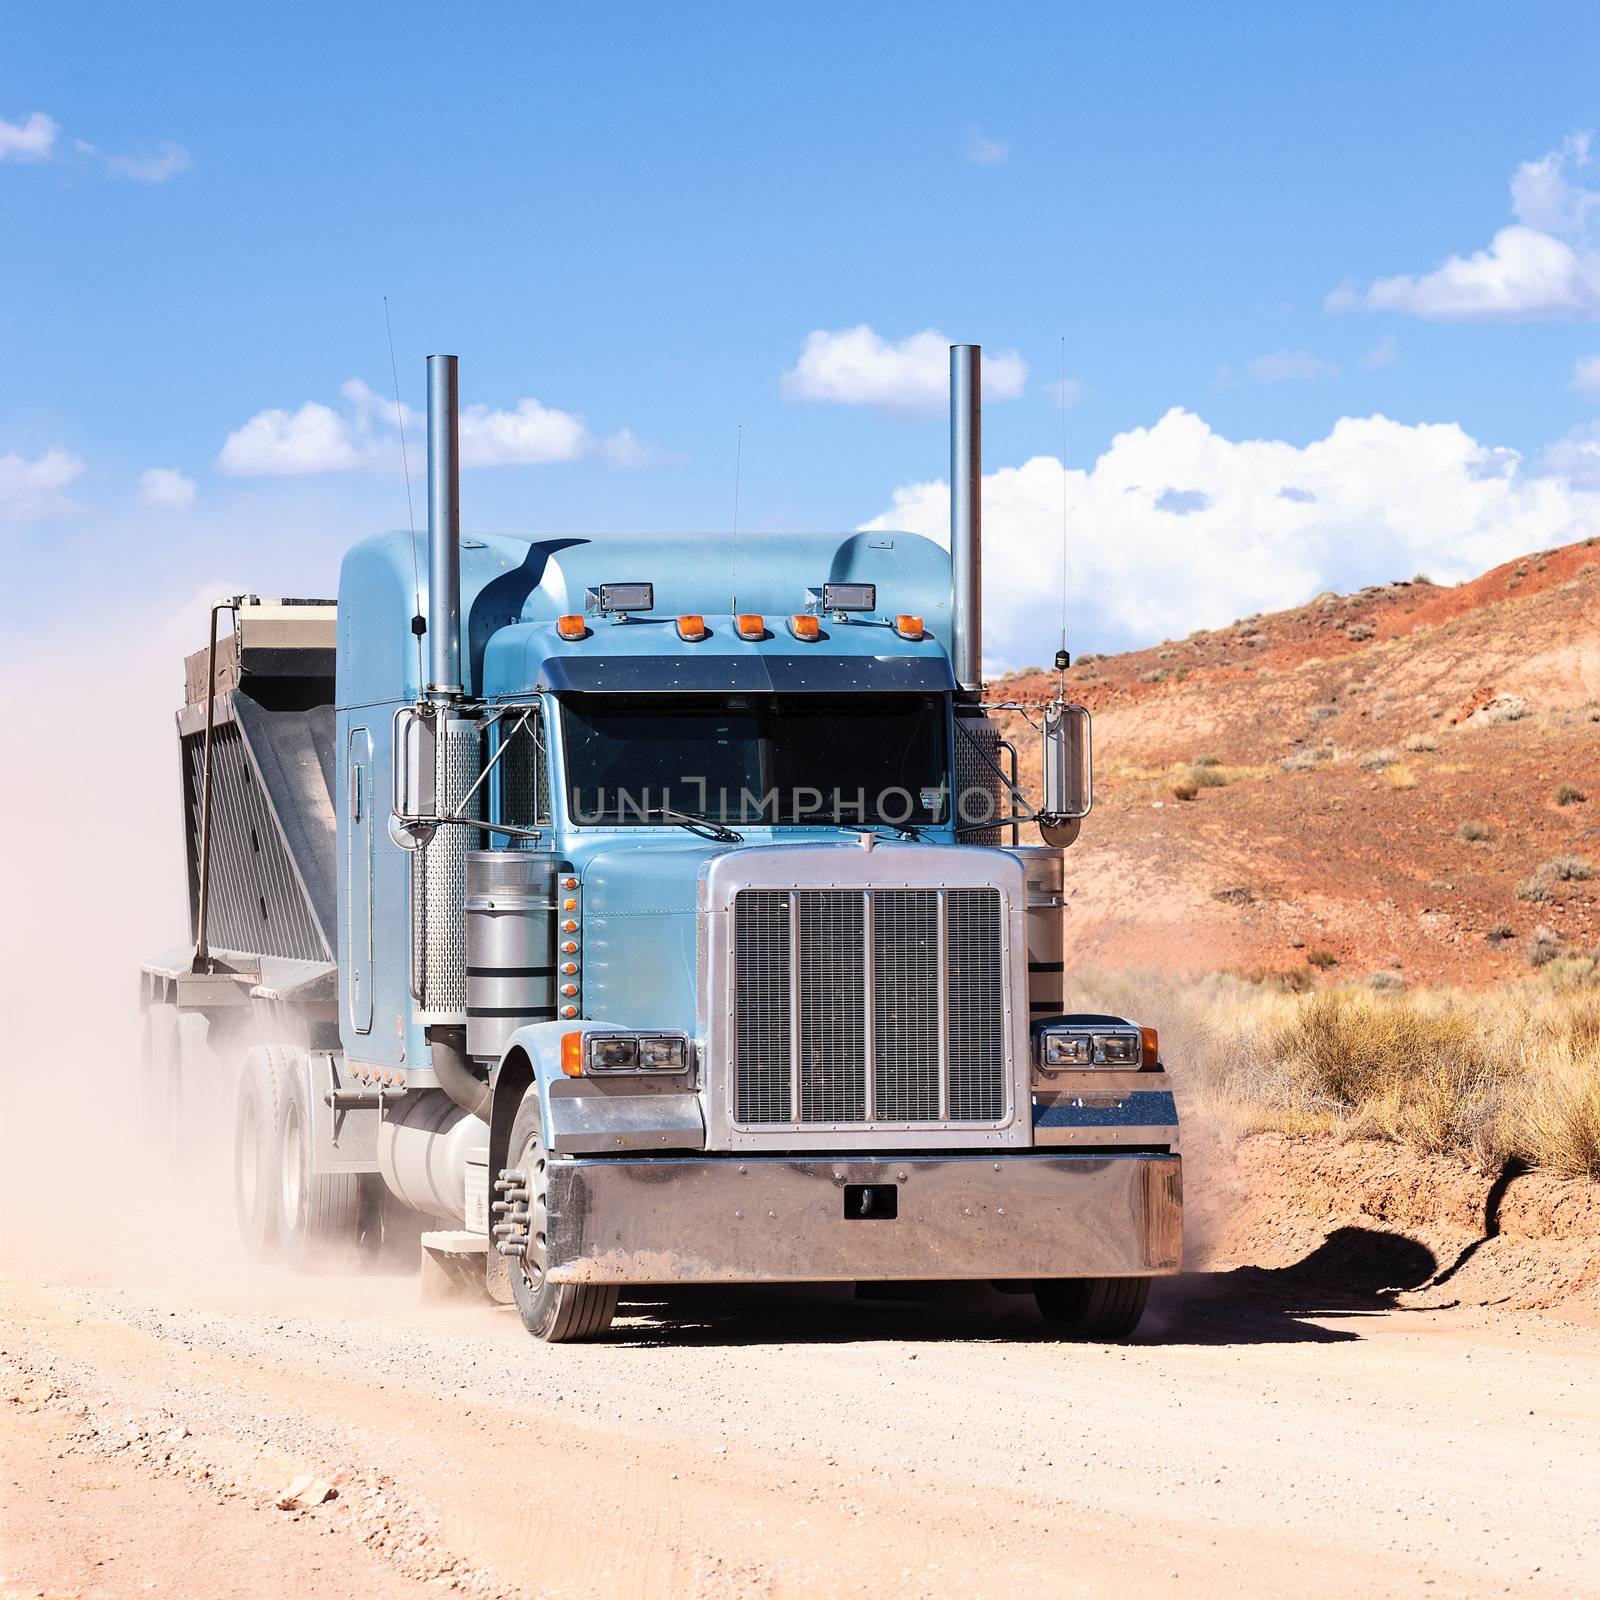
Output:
152,347,1180,1343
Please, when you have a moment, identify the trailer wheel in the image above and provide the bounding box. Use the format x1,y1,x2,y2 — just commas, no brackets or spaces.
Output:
277,1062,362,1271
141,1003,182,1156
1033,1276,1151,1341
234,1045,288,1260
504,1087,617,1342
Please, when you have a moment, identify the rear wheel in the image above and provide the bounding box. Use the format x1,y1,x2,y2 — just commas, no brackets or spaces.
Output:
1033,1276,1152,1341
277,1061,362,1271
504,1087,617,1342
234,1045,287,1259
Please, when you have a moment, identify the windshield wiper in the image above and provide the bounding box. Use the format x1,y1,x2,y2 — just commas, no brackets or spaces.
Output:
637,807,743,843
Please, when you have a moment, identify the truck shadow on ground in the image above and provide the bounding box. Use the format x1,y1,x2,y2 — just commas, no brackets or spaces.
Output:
600,1226,1439,1349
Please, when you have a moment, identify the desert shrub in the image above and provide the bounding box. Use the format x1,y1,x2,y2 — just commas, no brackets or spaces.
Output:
1527,926,1563,968
1346,621,1376,641
1386,765,1420,791
1412,573,1434,585
1484,923,1514,944
1545,855,1596,882
1517,877,1553,903
1359,746,1400,770
1404,732,1439,753
1556,783,1587,806
1194,753,1221,767
1457,819,1491,842
1171,781,1199,802
1280,746,1333,772
1311,704,1340,722
1059,969,1600,1177
1305,948,1339,970
1189,762,1230,788
1366,971,1404,991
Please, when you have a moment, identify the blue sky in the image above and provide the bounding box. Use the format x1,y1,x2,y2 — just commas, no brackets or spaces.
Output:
5,1,1600,665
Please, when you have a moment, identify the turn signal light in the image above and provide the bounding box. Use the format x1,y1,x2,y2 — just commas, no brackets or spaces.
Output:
560,1031,584,1076
557,615,587,641
895,614,924,640
677,614,708,641
1141,1025,1160,1068
789,614,820,641
736,614,765,640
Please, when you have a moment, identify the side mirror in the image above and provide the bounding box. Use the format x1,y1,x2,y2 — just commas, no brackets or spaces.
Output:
1039,702,1091,847
391,705,439,849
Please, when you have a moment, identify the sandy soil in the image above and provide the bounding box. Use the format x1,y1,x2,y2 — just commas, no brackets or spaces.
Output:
5,1134,1600,1600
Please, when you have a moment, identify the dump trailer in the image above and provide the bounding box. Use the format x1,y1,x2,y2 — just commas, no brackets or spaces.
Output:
141,346,1181,1342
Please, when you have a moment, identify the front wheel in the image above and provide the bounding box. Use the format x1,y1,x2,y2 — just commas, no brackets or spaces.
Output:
503,1087,617,1342
1033,1276,1152,1341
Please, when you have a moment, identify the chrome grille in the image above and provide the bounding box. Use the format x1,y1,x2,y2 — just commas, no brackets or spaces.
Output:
733,886,1007,1127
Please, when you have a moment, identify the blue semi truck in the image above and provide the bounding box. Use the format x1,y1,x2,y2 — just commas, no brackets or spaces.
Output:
140,346,1181,1342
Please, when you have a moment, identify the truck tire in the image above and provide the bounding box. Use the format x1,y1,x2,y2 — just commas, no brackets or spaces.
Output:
234,1045,288,1260
1033,1276,1151,1341
141,1003,181,1157
277,1060,362,1271
505,1087,617,1342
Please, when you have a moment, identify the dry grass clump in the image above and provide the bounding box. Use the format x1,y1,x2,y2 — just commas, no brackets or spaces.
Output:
1403,731,1440,753
1062,969,1600,1180
1457,819,1491,842
1555,783,1587,806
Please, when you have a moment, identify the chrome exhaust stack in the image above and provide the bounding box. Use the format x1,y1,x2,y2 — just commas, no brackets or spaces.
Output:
426,352,463,698
949,343,983,694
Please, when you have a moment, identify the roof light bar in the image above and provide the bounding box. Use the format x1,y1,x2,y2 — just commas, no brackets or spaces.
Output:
822,582,876,613
596,582,653,613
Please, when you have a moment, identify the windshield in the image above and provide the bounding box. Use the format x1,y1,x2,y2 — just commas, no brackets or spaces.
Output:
557,693,950,828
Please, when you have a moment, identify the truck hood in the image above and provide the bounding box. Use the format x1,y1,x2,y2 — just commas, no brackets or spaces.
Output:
577,837,731,1034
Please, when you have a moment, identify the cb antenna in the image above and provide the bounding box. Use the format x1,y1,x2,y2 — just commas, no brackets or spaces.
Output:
385,296,425,691
1056,335,1071,700
729,423,743,615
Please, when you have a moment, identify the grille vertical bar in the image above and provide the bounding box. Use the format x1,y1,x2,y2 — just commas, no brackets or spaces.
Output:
733,885,1006,1129
872,890,940,1121
797,891,866,1120
734,891,792,1123
947,888,1006,1120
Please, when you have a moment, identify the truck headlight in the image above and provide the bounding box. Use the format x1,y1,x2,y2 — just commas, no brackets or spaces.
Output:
567,1031,691,1075
1035,1024,1155,1071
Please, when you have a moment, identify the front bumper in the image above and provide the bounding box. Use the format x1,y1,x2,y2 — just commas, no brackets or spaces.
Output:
545,1150,1182,1284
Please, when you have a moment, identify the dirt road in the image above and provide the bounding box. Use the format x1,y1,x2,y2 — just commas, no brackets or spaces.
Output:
5,1220,1598,1600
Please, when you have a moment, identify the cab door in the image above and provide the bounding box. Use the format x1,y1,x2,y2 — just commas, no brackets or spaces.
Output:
346,727,374,1034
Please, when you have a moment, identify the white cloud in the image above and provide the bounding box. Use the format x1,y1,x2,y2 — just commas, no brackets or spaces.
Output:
862,407,1600,667
1361,334,1399,369
217,377,647,476
1247,349,1336,383
0,111,57,163
0,447,85,519
106,141,192,184
217,400,364,476
1540,421,1600,490
1571,355,1600,397
782,326,1028,417
138,467,197,511
1333,132,1600,320
966,129,1009,165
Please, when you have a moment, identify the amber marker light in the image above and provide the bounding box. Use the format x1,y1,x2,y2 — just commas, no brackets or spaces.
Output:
560,1031,584,1076
556,614,587,641
735,614,765,640
1140,1025,1160,1068
894,614,924,640
788,614,821,641
677,614,708,641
